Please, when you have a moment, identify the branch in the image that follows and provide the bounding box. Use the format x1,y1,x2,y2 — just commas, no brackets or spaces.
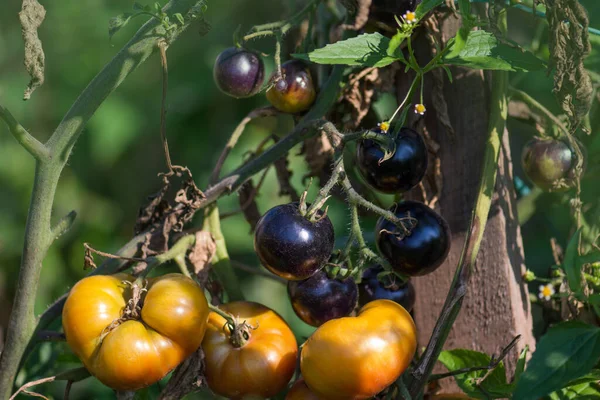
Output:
0,104,49,161
46,0,208,161
210,106,279,184
508,87,570,137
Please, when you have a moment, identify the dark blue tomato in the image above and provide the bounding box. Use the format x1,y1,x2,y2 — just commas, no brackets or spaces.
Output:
358,265,415,312
356,127,428,194
287,271,358,327
254,203,334,280
213,47,264,98
376,201,450,276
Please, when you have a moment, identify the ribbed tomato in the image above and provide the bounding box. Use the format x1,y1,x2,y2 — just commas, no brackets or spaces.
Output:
62,273,209,390
286,379,323,399
301,299,417,399
202,301,298,399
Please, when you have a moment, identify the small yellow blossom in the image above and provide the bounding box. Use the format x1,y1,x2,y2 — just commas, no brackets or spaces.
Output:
538,284,555,301
403,11,417,24
377,121,390,132
414,103,426,115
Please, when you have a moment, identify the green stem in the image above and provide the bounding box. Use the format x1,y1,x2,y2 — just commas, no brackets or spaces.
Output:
208,304,235,325
408,45,509,400
508,87,570,137
0,105,49,161
203,205,245,302
0,1,207,396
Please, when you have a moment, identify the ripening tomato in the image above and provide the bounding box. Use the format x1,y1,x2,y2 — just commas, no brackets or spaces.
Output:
202,301,298,399
62,273,209,390
301,299,417,400
286,379,323,400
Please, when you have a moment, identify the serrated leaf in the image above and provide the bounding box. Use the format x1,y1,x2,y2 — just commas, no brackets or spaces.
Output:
438,349,510,399
513,321,600,400
109,12,133,39
443,30,545,72
564,228,584,296
293,33,400,68
415,0,444,19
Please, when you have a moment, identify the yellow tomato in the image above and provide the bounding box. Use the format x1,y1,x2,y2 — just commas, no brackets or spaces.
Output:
62,273,209,390
301,299,417,400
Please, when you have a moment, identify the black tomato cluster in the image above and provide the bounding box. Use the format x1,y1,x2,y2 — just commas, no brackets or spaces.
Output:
254,203,358,327
213,48,316,114
521,137,584,192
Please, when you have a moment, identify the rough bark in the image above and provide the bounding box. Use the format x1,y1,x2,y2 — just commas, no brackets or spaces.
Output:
399,14,536,390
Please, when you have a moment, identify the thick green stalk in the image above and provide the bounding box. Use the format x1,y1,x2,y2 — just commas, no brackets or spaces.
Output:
0,1,207,396
0,164,59,395
203,205,245,301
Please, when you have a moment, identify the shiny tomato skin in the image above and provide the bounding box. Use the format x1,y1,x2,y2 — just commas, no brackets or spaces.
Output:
202,301,298,399
62,273,209,390
266,60,316,114
301,299,417,400
286,379,323,400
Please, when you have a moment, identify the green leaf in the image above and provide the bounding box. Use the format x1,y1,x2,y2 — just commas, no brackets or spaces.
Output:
549,382,600,400
512,346,528,385
173,12,185,25
442,64,453,83
293,33,400,68
132,2,151,12
438,349,510,399
109,13,133,39
415,0,444,19
564,228,584,296
443,30,545,72
513,321,600,400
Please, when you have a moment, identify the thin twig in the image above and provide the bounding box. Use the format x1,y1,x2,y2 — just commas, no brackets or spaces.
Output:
210,106,279,184
158,41,174,174
429,335,521,382
508,87,570,137
230,260,286,283
84,243,146,264
220,165,271,220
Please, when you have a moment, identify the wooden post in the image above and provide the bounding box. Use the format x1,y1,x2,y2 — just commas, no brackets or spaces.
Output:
399,13,536,389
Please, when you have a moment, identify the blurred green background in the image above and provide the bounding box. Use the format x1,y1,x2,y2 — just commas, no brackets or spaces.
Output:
0,0,600,398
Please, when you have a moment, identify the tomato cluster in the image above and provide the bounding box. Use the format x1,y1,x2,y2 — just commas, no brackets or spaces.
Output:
61,44,454,399
213,48,316,113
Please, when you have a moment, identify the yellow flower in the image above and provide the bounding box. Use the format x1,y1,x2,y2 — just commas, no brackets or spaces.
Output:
414,103,426,115
403,11,417,24
538,284,555,301
377,121,390,132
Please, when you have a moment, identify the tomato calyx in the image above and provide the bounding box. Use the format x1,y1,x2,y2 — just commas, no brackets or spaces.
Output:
298,191,330,224
229,319,258,348
98,279,148,344
208,303,257,348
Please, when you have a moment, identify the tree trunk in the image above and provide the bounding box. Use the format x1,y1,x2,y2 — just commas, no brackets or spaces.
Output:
397,12,536,391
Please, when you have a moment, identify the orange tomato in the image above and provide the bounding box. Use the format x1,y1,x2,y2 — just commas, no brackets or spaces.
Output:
301,299,417,400
202,301,298,399
286,379,323,400
62,273,209,390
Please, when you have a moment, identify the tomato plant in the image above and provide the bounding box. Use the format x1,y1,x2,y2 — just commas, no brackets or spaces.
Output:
1,0,600,399
62,273,209,390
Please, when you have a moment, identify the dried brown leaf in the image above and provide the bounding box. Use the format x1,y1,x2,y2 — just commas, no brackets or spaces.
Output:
189,231,216,277
341,0,372,31
19,0,46,100
158,348,205,400
274,155,300,201
238,181,262,231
